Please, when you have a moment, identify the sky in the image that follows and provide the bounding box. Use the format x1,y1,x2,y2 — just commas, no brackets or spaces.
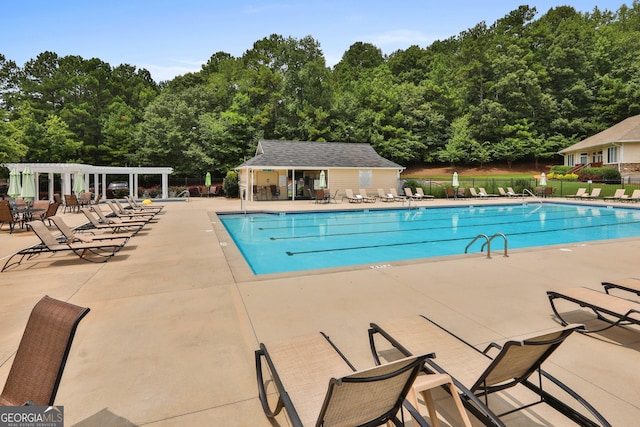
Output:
2,1,630,82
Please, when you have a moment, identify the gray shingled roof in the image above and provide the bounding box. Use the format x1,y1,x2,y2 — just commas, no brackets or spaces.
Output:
559,114,640,153
237,140,404,169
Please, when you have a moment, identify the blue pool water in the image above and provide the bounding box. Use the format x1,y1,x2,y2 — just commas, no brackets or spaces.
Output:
218,203,640,275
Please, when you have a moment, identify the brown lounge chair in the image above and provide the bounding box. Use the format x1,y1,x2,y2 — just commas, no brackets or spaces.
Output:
50,215,134,244
358,189,376,203
368,315,610,427
601,277,640,297
105,200,156,221
115,199,162,216
581,188,602,199
0,296,89,406
255,332,431,426
125,196,164,212
91,206,149,227
548,287,640,333
415,188,434,200
343,189,363,203
2,221,128,271
603,189,626,201
566,188,587,199
468,188,485,198
389,188,407,202
377,188,395,202
80,208,143,234
620,189,640,202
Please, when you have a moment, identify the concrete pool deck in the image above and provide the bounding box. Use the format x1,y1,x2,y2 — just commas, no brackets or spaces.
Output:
1,196,639,426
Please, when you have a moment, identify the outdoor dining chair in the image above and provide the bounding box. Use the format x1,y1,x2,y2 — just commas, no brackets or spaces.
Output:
0,296,90,406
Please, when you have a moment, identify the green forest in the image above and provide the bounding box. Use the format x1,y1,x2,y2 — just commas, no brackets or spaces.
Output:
1,3,639,180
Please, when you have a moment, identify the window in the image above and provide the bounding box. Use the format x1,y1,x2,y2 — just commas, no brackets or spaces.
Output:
359,169,372,188
567,154,575,167
580,153,588,164
607,146,618,163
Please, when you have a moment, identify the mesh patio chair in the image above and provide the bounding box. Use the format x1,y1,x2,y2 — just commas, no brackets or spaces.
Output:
369,315,610,427
256,332,431,427
0,296,90,406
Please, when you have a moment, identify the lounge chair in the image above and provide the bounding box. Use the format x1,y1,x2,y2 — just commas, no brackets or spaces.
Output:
377,188,395,202
255,332,431,427
0,296,89,406
2,221,128,271
389,188,407,201
368,315,610,427
91,206,149,227
497,187,509,197
603,189,626,201
547,287,640,333
456,187,467,199
566,188,587,199
343,189,363,203
415,188,434,200
479,187,498,197
468,188,484,198
81,208,144,234
122,197,163,214
404,187,420,200
126,196,164,211
601,277,640,297
51,215,134,244
106,200,155,221
507,187,524,197
358,189,376,203
581,188,602,199
114,199,154,215
620,189,640,202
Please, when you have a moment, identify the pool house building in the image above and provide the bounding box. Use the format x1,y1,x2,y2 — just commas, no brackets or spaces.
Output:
235,140,405,201
559,114,640,179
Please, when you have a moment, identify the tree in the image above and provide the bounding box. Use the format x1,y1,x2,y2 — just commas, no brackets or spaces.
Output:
438,115,474,166
0,111,26,162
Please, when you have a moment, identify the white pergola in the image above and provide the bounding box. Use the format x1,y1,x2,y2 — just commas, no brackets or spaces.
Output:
2,163,174,200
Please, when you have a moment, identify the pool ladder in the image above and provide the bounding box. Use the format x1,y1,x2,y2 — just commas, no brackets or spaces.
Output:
465,233,509,259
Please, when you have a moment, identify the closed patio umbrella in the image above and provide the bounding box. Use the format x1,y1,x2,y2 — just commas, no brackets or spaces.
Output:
73,171,85,194
20,167,36,202
452,172,459,188
539,173,547,187
319,170,327,189
7,168,21,199
205,172,212,187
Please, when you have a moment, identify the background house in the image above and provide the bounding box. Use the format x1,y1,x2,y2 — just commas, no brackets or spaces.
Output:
559,114,640,179
235,140,404,201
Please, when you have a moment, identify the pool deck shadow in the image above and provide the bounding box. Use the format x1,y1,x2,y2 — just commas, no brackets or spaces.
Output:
1,196,639,426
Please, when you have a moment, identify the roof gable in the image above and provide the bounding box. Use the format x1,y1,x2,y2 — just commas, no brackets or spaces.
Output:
559,114,640,153
239,140,403,169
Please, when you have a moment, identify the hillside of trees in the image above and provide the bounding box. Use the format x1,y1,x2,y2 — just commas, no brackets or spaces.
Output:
1,3,639,179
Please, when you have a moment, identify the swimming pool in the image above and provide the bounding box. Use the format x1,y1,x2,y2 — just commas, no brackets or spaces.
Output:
218,203,640,275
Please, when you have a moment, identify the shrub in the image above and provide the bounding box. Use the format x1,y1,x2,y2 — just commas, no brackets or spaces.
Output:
578,167,621,182
547,172,578,180
513,178,530,193
550,165,573,174
403,179,422,193
223,171,239,198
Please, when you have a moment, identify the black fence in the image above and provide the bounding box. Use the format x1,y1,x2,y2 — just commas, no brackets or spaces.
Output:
401,177,640,199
